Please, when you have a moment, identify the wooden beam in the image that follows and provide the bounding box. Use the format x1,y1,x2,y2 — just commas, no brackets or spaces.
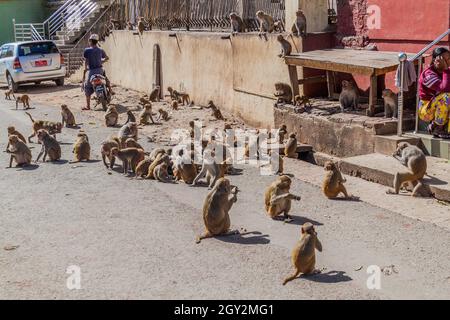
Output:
288,65,300,98
298,75,327,85
367,74,378,117
326,71,335,99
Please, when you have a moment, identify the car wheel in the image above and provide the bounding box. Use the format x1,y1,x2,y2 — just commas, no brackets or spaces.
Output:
7,73,19,93
55,77,65,86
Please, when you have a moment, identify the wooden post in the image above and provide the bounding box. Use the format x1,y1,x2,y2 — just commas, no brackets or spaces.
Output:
288,65,300,98
367,74,378,117
326,70,335,99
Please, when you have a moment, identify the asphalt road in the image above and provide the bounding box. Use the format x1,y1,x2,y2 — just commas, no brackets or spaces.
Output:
0,97,449,300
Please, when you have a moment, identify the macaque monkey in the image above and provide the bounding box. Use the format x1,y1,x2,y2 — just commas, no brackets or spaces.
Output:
4,89,13,100
274,82,293,105
292,10,307,37
153,162,171,183
139,96,151,106
294,95,312,114
157,108,169,122
5,126,26,152
256,10,275,35
382,89,398,119
105,105,119,127
139,104,155,125
149,86,161,102
229,12,246,35
207,100,224,121
127,21,134,30
192,150,223,189
339,80,359,113
387,142,428,197
273,20,285,33
135,158,153,179
71,132,91,163
146,153,171,179
196,178,239,243
173,149,198,184
61,104,76,127
15,95,31,110
277,35,292,58
174,90,190,106
171,100,179,111
111,147,145,175
35,129,61,162
283,223,322,285
25,112,62,143
149,148,167,162
138,16,146,35
322,161,351,199
123,110,137,126
118,122,138,147
278,125,288,144
100,137,121,169
284,133,298,158
265,175,301,222
7,135,32,168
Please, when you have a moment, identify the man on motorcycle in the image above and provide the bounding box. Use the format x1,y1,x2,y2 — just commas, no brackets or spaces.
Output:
82,34,112,110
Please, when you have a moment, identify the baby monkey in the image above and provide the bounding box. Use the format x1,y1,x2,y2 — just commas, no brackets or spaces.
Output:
283,223,322,285
157,108,169,122
4,89,13,100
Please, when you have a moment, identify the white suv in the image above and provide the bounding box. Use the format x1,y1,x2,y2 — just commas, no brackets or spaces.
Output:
0,40,66,92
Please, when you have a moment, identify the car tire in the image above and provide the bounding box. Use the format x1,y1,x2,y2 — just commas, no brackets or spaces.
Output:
55,77,65,86
7,73,19,93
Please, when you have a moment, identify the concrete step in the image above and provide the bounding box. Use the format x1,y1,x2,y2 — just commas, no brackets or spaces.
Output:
405,132,450,160
339,153,450,202
374,134,421,156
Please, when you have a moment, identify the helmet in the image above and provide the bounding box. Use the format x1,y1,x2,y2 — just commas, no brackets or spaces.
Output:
89,34,99,41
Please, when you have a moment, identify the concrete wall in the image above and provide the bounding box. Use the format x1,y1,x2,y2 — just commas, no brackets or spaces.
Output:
79,30,333,128
286,0,330,34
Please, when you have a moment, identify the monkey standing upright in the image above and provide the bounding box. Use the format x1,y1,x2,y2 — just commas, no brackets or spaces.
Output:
35,129,61,162
265,175,301,222
229,12,246,35
111,147,145,175
382,89,398,118
256,10,275,35
61,104,76,127
322,161,351,199
277,35,292,58
6,135,32,168
339,80,359,113
283,223,323,285
196,178,239,243
292,10,307,37
387,142,428,197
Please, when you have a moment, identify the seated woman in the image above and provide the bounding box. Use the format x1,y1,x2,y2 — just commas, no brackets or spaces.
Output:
418,47,450,138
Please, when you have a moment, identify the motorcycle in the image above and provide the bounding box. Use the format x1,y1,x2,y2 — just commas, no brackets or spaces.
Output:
90,74,111,111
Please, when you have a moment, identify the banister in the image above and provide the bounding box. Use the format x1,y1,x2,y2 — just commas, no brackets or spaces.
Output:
410,29,450,62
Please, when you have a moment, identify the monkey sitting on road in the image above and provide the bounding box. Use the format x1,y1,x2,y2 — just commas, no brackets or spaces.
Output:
135,158,153,179
5,126,27,152
61,104,76,128
105,105,119,127
146,153,171,180
6,135,32,168
71,132,90,163
274,82,293,106
277,35,292,58
387,142,428,197
26,112,62,143
192,149,226,189
339,80,359,113
153,162,172,183
149,86,161,102
111,147,145,175
157,108,169,122
171,100,179,111
382,89,398,119
283,223,322,285
15,95,31,110
284,133,298,158
4,89,13,100
173,149,198,184
265,175,301,222
230,12,246,35
101,137,121,169
196,178,239,244
35,129,61,162
322,161,351,199
139,104,155,125
139,96,151,106
118,122,138,147
123,110,137,126
292,10,307,37
256,10,275,36
167,87,190,105
207,100,224,121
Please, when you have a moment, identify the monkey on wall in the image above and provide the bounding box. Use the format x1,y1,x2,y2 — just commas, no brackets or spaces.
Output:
274,83,293,106
292,10,307,37
256,10,275,36
229,12,246,35
283,223,322,285
339,80,359,113
277,35,292,58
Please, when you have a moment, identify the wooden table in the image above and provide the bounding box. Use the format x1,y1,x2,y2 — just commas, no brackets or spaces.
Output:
285,49,422,116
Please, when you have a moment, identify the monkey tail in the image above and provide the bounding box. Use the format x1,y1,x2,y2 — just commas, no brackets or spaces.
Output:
25,112,34,123
282,271,301,286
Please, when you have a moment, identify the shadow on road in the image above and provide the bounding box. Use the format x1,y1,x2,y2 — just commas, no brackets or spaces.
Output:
13,83,80,95
302,271,353,284
274,215,324,227
18,164,39,171
218,231,270,245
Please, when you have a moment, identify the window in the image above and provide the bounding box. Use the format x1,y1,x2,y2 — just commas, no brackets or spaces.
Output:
5,46,14,58
0,46,7,59
18,42,59,57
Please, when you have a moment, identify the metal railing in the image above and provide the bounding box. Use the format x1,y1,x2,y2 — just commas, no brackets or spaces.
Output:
13,21,45,42
397,28,450,136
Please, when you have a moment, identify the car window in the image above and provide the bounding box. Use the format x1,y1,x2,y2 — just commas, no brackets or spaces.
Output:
5,45,14,58
18,42,59,56
0,46,7,59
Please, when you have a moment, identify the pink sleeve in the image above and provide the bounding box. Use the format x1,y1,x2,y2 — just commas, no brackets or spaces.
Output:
427,69,450,93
